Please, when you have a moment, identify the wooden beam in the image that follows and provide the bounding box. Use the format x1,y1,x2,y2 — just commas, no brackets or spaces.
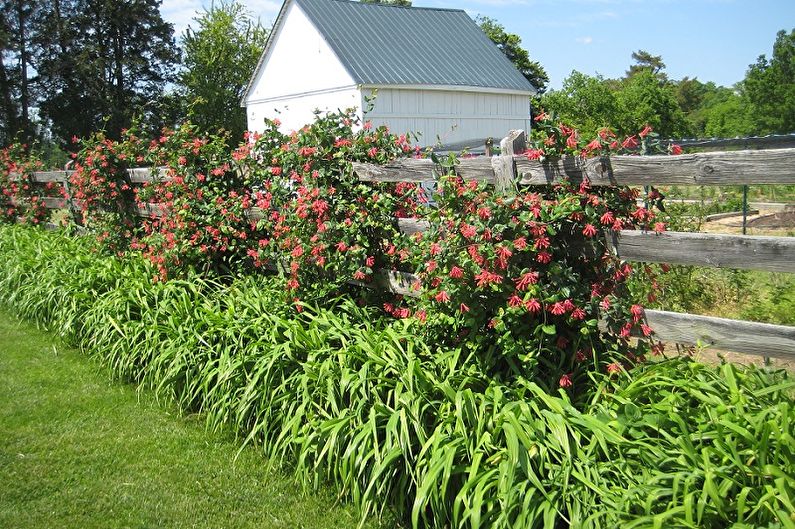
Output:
397,218,430,235
517,148,795,186
127,166,170,183
608,230,795,273
30,170,72,183
354,148,795,186
353,157,496,184
135,203,167,218
42,197,67,209
704,210,759,222
645,310,795,360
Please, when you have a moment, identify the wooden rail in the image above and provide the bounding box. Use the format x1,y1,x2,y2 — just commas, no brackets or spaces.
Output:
353,148,795,186
9,132,795,360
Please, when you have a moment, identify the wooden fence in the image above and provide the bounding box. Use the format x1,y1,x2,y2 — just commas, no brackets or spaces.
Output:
11,131,795,360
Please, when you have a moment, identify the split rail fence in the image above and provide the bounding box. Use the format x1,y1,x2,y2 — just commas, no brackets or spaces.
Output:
13,130,795,360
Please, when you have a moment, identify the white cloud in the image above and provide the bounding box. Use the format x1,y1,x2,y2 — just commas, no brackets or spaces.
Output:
576,36,594,44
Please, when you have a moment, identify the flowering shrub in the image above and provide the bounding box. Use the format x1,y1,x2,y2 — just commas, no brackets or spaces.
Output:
69,132,140,254
129,123,259,279
0,143,53,226
1,110,677,388
245,111,421,302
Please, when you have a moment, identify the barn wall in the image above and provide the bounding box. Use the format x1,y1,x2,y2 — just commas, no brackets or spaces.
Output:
362,88,532,147
245,1,359,133
247,88,362,134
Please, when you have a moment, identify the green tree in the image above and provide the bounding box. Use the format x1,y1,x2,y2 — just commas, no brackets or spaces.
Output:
743,28,795,134
539,71,619,137
626,49,667,81
616,70,690,138
179,1,268,140
477,16,548,93
36,0,178,144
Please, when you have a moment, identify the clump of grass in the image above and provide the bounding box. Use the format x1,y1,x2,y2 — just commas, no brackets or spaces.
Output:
0,224,793,528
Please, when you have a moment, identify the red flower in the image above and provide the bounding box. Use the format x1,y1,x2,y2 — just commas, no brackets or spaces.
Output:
508,294,524,308
525,298,541,313
559,373,573,388
353,270,366,280
336,241,347,252
549,302,566,315
630,304,644,322
435,290,450,303
449,266,464,279
459,303,470,313
460,224,477,239
670,144,683,155
607,362,622,375
638,125,653,138
653,222,666,234
582,223,598,237
514,271,539,291
621,135,639,149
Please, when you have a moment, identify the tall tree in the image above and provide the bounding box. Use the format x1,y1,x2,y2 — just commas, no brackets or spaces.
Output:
626,50,667,81
0,0,40,142
477,16,548,93
36,0,178,143
0,4,21,144
178,1,268,140
743,29,795,134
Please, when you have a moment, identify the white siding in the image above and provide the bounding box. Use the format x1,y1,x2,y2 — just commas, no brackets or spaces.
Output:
244,1,359,133
247,88,362,134
362,88,532,147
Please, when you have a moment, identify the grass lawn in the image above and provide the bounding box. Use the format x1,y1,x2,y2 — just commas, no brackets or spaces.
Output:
0,310,388,529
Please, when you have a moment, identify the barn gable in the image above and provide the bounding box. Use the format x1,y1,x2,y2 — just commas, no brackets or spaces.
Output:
244,1,356,104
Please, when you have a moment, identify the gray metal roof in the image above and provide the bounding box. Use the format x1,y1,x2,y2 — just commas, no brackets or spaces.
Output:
243,0,536,104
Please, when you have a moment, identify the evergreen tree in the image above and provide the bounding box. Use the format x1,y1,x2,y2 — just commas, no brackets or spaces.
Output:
36,0,179,144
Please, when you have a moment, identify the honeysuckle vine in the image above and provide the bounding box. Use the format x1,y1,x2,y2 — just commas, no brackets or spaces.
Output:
0,110,680,388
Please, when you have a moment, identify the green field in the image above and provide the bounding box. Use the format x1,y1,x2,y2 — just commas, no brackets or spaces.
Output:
0,311,387,529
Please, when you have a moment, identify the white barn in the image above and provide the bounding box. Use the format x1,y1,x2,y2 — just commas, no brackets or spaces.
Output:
241,0,536,147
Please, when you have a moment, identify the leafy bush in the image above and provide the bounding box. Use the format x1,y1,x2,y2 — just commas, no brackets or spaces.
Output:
0,142,55,226
0,224,792,529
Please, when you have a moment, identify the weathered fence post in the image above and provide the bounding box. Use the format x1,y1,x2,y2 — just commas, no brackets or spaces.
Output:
492,130,526,194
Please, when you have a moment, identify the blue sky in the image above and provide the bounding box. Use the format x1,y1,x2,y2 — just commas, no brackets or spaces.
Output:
161,0,795,90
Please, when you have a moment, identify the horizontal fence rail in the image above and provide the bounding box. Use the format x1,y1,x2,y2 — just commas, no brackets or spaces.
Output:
353,148,795,186
8,132,795,360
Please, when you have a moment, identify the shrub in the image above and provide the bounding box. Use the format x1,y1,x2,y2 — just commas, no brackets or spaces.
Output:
0,223,792,529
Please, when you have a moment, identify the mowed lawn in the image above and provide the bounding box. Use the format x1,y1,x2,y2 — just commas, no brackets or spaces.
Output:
0,310,387,529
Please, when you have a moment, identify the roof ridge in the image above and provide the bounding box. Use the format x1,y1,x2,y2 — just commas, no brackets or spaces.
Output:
297,0,467,14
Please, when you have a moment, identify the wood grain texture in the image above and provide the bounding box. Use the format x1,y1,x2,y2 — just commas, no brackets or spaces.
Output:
397,218,430,235
372,270,419,297
500,130,526,156
608,230,795,272
645,309,795,360
134,203,167,218
42,197,67,209
518,149,795,186
127,166,171,183
30,170,72,183
353,158,496,184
